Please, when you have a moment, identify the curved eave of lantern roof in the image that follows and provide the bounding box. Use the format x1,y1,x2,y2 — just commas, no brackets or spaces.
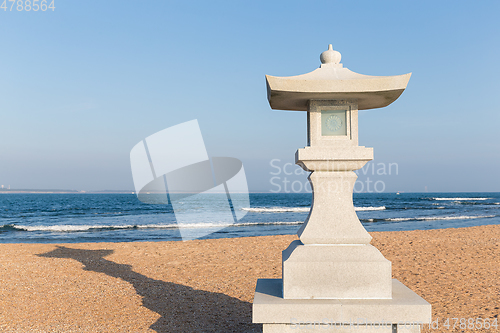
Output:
266,45,411,111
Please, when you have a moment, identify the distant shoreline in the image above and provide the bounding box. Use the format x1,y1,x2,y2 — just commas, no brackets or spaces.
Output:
1,190,499,194
0,190,135,194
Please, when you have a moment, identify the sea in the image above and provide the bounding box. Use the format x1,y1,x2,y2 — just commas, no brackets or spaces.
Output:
0,192,499,243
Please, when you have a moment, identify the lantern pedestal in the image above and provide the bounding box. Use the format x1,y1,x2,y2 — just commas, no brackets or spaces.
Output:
297,170,371,245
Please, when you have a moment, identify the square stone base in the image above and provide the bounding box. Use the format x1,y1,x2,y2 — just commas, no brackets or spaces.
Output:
253,279,431,332
283,241,392,299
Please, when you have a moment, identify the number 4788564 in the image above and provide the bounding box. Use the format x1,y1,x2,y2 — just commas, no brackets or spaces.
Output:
1,0,55,11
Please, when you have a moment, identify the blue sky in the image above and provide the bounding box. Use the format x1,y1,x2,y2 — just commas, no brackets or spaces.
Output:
1,0,499,192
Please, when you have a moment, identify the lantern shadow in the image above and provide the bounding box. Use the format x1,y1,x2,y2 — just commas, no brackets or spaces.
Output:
37,246,261,333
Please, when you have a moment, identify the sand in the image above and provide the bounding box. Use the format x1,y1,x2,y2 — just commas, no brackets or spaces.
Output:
0,225,499,332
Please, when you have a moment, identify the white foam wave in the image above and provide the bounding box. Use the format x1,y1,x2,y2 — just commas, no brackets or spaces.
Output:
355,206,386,211
237,221,303,227
142,221,303,229
11,221,304,232
432,197,491,201
15,224,141,232
242,206,386,213
387,215,495,222
242,207,310,213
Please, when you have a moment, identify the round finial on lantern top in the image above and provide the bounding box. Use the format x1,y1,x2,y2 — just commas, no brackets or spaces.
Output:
320,44,342,67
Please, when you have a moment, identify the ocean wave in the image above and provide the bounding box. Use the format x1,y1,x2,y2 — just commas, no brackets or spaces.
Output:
242,206,386,213
385,217,413,222
242,207,310,213
431,197,491,201
355,206,386,211
10,224,144,232
386,215,495,222
1,221,304,233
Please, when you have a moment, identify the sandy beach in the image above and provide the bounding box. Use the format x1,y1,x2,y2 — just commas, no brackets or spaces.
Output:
0,225,498,332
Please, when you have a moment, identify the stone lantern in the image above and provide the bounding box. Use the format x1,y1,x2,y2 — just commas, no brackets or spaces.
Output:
253,45,431,332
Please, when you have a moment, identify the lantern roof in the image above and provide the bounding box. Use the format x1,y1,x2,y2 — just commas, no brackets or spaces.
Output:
266,45,411,111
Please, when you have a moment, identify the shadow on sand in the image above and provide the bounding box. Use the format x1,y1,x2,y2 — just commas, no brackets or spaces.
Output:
38,246,261,333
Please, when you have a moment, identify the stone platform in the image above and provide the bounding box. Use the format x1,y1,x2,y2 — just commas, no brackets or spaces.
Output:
253,279,431,332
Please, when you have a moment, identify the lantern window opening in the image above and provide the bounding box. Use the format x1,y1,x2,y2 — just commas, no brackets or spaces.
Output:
307,100,358,147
